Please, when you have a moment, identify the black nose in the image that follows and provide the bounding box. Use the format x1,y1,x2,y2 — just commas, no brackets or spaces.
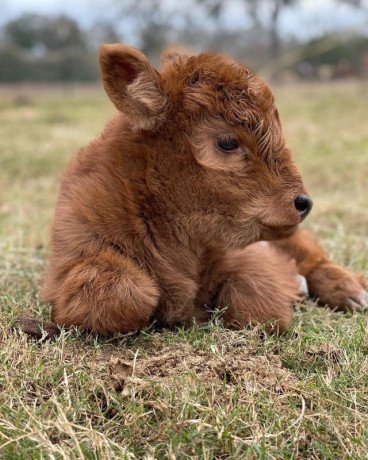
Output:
294,195,313,220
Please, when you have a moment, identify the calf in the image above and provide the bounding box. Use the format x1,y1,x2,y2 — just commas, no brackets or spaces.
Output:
41,44,367,335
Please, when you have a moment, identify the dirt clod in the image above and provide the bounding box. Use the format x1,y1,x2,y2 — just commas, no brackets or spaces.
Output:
108,357,133,391
13,316,60,341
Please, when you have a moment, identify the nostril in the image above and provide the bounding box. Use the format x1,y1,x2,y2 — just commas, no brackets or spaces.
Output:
294,194,313,220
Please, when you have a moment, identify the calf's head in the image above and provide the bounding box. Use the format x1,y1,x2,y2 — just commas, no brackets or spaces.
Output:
100,44,312,248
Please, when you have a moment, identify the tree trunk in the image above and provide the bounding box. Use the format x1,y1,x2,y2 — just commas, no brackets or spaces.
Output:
270,0,282,59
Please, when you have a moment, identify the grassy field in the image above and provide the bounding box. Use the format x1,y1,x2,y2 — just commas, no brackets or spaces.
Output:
0,81,368,459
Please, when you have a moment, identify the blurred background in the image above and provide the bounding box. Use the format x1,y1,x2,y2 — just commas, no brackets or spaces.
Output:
1,0,368,83
0,0,367,257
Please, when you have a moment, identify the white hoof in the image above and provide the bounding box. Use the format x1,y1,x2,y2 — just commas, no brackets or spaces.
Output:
346,290,368,312
296,274,309,297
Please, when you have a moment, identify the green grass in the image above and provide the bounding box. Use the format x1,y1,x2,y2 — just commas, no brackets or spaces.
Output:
0,81,368,459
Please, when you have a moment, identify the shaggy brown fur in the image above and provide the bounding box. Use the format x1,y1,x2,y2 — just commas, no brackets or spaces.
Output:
39,44,366,336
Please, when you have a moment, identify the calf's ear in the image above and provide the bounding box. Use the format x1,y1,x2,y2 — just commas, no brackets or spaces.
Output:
99,43,167,130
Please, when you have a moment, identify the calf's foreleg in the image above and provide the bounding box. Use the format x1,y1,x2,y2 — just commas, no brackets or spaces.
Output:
200,243,300,333
272,230,367,311
46,250,159,335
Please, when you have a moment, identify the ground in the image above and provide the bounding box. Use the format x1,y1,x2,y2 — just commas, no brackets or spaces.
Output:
0,81,367,459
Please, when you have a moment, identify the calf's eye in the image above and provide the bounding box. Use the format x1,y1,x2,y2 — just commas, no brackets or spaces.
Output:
217,137,240,152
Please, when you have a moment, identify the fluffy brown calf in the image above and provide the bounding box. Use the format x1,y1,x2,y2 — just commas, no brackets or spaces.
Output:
41,44,367,336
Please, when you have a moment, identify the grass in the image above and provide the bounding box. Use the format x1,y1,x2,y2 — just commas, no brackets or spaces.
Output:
0,81,368,459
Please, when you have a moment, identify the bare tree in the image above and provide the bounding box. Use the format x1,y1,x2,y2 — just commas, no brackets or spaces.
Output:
269,0,297,58
200,0,298,58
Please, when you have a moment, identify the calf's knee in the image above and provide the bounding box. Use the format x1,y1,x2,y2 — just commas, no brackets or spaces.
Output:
51,252,159,335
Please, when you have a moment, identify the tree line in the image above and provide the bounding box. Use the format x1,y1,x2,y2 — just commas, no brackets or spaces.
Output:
0,0,367,82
